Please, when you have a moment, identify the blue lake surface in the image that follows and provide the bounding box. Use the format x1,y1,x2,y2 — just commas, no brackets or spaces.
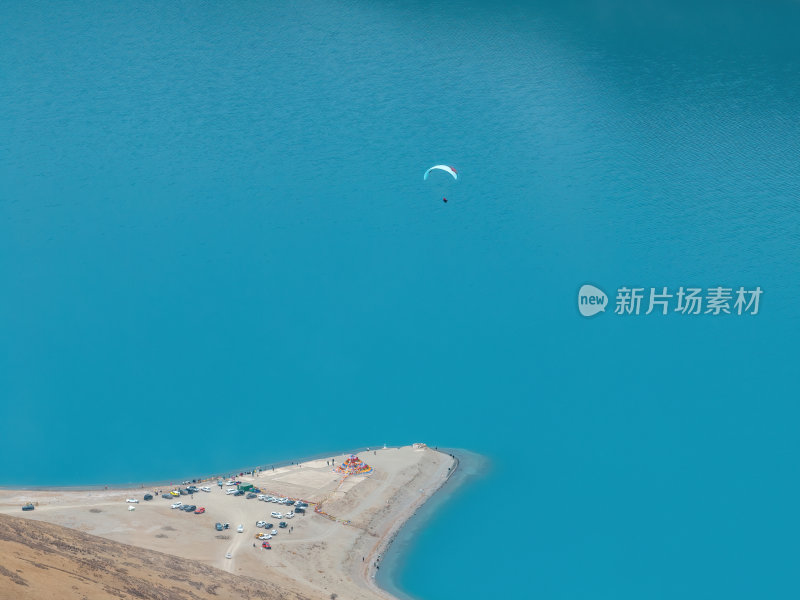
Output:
2,1,800,598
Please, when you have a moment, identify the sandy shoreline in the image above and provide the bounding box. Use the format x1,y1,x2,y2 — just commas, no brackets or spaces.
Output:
0,444,458,600
360,450,461,598
0,446,396,492
363,450,462,594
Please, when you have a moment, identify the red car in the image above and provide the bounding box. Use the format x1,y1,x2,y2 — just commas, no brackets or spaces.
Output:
195,507,206,514
261,541,271,549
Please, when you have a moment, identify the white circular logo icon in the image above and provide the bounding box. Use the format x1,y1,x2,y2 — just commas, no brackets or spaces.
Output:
578,284,608,317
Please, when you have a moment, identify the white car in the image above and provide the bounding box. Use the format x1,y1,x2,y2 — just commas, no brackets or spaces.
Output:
128,505,136,511
270,511,282,519
225,552,232,559
225,480,235,486
200,486,211,492
256,521,266,528
285,511,295,519
171,502,182,509
237,524,244,533
257,494,265,500
270,529,277,535
258,533,272,540
126,498,139,503
225,488,237,495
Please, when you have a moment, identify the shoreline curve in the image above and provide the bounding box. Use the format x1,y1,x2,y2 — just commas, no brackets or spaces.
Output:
0,444,477,600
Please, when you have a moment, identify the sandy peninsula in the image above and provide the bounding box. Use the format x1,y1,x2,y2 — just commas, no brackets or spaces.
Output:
0,444,456,600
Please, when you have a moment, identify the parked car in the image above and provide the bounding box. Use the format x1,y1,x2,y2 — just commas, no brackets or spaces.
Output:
143,494,153,501
295,507,306,514
278,521,287,528
262,541,271,549
200,486,211,492
256,520,266,528
171,502,183,509
270,529,277,535
270,511,282,519
215,522,223,531
246,493,257,499
295,501,308,508
285,511,295,519
195,507,205,514
223,522,230,529
257,494,266,500
225,552,232,559
225,489,237,495
126,498,139,503
234,490,245,496
162,494,172,499
22,503,34,511
237,524,244,533
170,490,180,497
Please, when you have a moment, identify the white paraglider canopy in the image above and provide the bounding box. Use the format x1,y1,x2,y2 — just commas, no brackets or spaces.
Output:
423,165,458,181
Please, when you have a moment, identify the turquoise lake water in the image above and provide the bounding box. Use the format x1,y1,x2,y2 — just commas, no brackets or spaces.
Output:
2,1,800,598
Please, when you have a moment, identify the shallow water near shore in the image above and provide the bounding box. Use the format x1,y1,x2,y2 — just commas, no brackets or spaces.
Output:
377,448,489,599
2,1,800,599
